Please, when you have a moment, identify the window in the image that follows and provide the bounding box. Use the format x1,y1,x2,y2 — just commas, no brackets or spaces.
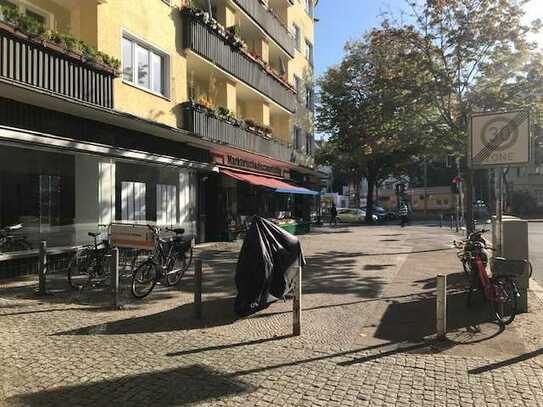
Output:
122,34,168,97
156,184,177,226
121,181,146,221
306,132,313,155
294,126,302,150
305,86,313,110
305,39,313,65
305,0,313,16
293,23,301,51
294,75,303,102
0,0,50,27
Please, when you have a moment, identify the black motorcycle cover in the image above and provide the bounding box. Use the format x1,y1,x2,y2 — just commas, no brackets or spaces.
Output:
234,217,305,317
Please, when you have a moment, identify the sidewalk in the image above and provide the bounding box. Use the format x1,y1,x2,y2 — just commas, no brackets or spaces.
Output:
2,224,543,406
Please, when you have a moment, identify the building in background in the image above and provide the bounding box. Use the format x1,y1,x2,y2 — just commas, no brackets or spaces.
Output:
0,0,319,248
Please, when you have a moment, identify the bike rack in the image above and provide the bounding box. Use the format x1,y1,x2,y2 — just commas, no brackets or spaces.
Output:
0,241,82,296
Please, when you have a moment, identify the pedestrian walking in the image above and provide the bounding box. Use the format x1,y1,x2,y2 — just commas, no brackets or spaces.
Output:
330,203,338,226
399,202,409,227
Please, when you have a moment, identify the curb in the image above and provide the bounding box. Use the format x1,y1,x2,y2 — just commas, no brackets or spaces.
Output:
529,278,543,304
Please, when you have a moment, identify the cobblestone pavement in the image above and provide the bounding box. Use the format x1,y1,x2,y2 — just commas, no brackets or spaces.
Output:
2,224,543,406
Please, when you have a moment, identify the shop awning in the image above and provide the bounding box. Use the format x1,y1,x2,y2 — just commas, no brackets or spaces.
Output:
221,169,319,196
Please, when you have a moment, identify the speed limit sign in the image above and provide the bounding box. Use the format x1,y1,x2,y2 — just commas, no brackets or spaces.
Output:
469,110,530,168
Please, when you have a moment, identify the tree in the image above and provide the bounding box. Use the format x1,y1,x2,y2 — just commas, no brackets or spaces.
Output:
317,25,439,222
400,0,542,228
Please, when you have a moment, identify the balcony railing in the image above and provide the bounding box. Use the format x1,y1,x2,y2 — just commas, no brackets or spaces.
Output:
232,0,294,57
0,23,115,109
183,11,296,113
181,102,313,167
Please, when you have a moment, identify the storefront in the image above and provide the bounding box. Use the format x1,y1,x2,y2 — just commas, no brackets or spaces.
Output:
0,98,212,249
201,153,319,241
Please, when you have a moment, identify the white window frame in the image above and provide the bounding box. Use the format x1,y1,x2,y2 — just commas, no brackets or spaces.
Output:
2,0,54,29
293,23,301,51
305,39,313,65
121,30,171,99
156,183,178,226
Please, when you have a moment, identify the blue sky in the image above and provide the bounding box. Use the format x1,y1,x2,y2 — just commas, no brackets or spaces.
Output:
314,0,407,78
314,0,543,79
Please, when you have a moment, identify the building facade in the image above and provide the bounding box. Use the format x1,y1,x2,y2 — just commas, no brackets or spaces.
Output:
0,0,318,247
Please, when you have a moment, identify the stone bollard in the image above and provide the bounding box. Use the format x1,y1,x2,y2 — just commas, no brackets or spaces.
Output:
36,241,47,296
436,274,447,340
110,248,120,310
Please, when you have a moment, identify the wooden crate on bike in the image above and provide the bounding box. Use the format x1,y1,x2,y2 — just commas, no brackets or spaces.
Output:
110,223,154,250
491,257,530,283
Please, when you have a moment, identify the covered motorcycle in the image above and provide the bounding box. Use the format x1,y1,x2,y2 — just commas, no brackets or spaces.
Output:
234,217,305,317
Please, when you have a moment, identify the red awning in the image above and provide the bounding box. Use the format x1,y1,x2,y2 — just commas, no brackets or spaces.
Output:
220,169,318,196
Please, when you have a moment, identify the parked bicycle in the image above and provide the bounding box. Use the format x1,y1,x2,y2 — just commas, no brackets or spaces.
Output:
131,225,193,299
68,225,147,290
0,224,32,253
68,224,112,290
454,228,489,278
461,234,530,326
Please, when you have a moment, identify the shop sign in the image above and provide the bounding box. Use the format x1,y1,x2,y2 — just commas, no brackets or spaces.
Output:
212,154,286,177
111,223,154,250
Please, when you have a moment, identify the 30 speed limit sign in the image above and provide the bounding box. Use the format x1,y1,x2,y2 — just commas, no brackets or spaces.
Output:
469,110,530,168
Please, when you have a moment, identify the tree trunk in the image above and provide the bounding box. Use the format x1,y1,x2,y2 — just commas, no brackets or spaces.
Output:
366,174,375,223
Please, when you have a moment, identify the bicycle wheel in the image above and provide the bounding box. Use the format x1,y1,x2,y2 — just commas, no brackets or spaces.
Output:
491,277,518,325
131,260,158,298
68,248,94,290
165,247,193,286
1,239,32,252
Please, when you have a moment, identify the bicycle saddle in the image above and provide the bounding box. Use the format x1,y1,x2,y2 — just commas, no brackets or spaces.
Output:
88,232,100,238
171,228,185,235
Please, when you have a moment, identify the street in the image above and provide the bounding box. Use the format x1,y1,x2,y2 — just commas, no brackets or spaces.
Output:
2,224,543,406
529,222,543,286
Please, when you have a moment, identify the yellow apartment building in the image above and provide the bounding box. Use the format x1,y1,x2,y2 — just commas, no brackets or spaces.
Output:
0,0,318,249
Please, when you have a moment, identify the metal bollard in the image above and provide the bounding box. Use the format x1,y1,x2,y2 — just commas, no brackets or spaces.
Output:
194,258,202,319
110,248,120,310
36,241,47,296
293,255,302,336
436,274,447,340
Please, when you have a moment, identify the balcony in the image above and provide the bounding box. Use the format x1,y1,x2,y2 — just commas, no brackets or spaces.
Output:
231,0,294,57
182,9,296,113
181,102,313,168
0,22,115,109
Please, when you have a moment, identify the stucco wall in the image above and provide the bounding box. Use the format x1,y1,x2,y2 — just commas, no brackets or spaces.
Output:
97,0,187,128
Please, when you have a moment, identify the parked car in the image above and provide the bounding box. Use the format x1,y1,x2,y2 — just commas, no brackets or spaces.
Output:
361,206,388,222
337,208,378,223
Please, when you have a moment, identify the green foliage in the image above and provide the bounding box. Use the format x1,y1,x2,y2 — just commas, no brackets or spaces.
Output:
510,190,538,217
403,0,542,150
0,5,120,71
317,24,438,220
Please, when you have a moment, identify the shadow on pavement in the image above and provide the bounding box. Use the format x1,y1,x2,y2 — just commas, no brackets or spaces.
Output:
468,348,543,374
55,297,239,335
6,365,252,407
166,334,292,357
372,291,505,346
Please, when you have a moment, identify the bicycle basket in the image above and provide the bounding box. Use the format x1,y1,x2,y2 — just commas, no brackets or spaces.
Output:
491,257,531,278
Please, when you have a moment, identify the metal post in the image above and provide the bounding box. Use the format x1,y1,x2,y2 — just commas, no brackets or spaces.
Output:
436,274,447,340
496,168,504,256
37,241,47,296
293,255,302,336
111,248,120,310
194,258,202,319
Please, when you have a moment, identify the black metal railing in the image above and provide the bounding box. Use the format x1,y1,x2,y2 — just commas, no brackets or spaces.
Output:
183,13,296,113
232,0,294,56
0,25,115,109
182,103,315,167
